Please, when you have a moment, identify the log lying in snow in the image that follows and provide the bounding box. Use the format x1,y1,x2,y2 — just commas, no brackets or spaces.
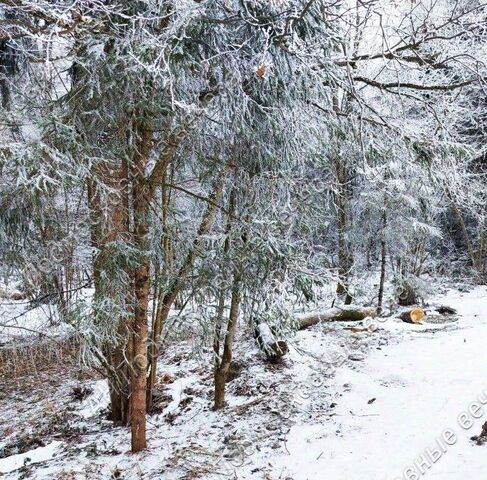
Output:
344,325,373,333
399,308,425,324
297,306,377,330
254,323,288,360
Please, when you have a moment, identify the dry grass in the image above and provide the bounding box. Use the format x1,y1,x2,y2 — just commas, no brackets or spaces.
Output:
0,337,80,381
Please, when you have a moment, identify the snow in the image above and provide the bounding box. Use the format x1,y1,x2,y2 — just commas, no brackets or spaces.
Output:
269,287,487,480
0,285,80,343
1,286,486,479
0,441,62,474
77,380,110,419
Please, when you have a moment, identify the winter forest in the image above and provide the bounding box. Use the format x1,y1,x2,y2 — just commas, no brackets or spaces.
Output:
0,0,486,478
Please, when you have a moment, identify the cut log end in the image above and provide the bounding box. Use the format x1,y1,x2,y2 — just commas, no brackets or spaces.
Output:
399,308,425,324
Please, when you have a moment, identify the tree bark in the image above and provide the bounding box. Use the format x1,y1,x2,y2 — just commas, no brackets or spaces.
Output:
214,271,241,410
377,209,387,314
334,156,353,305
298,306,377,330
129,118,153,452
213,187,236,363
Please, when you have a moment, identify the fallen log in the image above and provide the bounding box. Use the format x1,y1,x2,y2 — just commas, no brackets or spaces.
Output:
298,306,377,330
254,323,288,360
399,308,425,324
344,325,374,334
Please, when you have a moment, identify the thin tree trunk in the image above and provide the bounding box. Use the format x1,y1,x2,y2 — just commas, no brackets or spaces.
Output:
214,270,241,410
213,183,241,410
366,238,373,268
162,166,175,278
333,157,353,304
146,163,231,408
445,186,481,276
377,209,387,314
213,290,226,361
213,187,236,363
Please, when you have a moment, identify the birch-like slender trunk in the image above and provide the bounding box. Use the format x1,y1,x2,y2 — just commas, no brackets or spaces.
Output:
146,164,230,408
213,187,236,365
214,269,241,410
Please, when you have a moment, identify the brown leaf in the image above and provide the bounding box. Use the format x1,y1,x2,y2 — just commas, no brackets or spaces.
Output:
256,64,267,78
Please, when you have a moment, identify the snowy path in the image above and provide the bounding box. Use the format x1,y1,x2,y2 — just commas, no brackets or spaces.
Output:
273,287,487,480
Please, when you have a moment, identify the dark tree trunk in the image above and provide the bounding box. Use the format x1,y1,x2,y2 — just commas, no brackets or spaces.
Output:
377,209,387,314
129,118,153,453
107,357,131,425
334,157,353,305
213,184,241,410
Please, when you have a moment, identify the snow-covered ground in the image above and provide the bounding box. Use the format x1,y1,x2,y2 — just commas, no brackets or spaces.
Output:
275,287,487,480
0,286,486,479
